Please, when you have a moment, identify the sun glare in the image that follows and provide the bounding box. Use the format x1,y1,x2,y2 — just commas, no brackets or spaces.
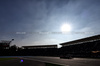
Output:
61,24,71,32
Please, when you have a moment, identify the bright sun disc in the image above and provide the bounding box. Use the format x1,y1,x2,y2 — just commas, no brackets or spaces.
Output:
61,24,71,32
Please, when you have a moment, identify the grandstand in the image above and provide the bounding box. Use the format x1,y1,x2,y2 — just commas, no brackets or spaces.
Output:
60,35,100,58
22,45,57,49
21,45,58,56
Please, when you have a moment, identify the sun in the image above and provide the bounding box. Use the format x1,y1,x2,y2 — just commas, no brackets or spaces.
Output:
61,24,71,32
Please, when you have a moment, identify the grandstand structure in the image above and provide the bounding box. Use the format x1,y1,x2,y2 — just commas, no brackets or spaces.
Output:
60,35,100,47
21,45,58,56
60,35,100,57
22,45,57,49
21,35,100,57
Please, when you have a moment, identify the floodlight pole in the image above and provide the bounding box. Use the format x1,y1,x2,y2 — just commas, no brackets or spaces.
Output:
9,39,14,47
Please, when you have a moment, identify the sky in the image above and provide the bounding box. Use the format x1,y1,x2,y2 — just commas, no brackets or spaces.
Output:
0,0,100,47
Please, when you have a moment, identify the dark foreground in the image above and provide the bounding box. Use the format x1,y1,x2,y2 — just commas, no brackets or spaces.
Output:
0,58,45,66
0,56,100,66
23,56,100,66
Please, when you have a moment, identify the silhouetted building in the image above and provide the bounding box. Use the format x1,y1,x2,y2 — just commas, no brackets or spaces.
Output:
61,35,100,47
60,35,100,58
22,45,57,49
21,45,58,56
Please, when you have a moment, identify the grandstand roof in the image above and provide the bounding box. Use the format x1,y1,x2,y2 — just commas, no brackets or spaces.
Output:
60,34,100,46
22,45,57,49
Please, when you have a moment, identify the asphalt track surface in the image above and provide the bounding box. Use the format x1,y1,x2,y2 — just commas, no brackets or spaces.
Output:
0,58,45,66
0,56,100,66
23,56,100,66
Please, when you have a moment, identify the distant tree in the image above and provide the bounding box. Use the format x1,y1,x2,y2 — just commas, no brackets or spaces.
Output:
17,47,22,51
10,45,18,51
